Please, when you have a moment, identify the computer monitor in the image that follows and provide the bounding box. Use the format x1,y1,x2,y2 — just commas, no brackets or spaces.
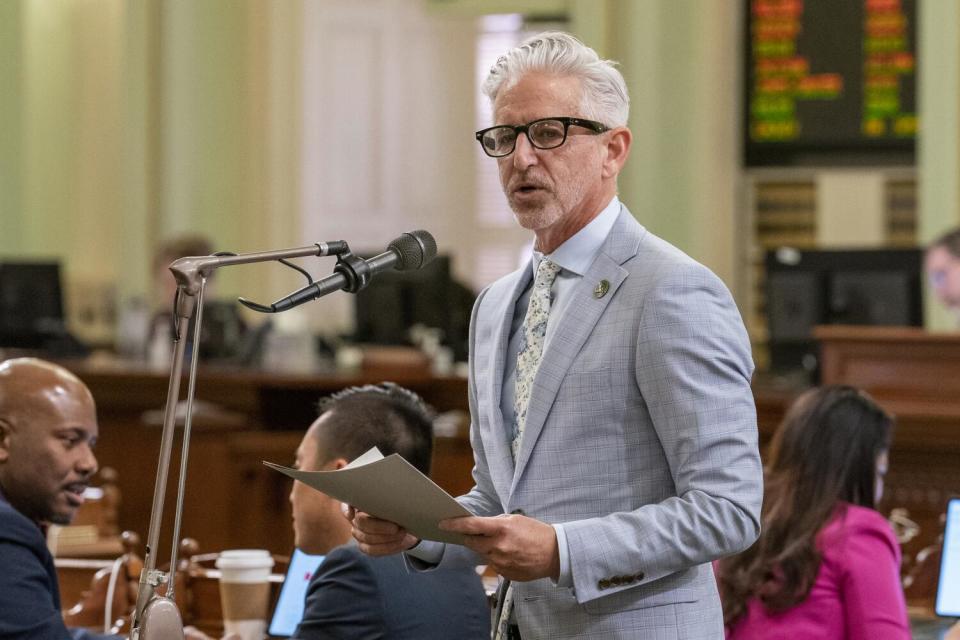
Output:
0,261,67,349
765,247,923,376
937,498,960,618
268,548,326,637
352,254,474,362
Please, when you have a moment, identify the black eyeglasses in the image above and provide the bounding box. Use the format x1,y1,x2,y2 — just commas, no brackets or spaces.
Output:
475,116,609,158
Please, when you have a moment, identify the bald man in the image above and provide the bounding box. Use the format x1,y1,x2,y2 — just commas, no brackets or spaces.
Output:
0,358,121,640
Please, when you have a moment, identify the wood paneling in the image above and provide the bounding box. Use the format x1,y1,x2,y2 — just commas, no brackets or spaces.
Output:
71,340,956,609
64,360,471,556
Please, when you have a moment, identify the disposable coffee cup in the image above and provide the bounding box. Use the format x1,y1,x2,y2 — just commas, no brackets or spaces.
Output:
216,549,274,640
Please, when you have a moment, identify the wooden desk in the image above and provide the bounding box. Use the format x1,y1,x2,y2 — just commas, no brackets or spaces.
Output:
79,352,955,572
817,326,960,421
62,360,471,556
62,345,957,612
62,359,800,558
58,558,117,609
910,609,957,640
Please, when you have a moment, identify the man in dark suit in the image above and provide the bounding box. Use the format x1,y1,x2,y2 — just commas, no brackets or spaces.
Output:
188,382,489,640
288,383,489,639
0,357,121,640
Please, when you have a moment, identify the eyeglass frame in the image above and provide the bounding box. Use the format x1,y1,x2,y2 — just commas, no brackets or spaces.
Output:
475,116,610,158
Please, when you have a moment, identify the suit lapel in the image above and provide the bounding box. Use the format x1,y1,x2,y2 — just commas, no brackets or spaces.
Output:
511,208,645,490
483,266,533,484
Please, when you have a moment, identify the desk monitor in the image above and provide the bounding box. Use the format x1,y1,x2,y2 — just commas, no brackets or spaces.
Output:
765,247,923,377
936,498,960,617
268,548,325,638
0,261,65,349
353,253,474,362
197,300,247,361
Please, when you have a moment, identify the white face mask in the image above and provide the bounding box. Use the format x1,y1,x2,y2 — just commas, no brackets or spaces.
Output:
875,450,889,505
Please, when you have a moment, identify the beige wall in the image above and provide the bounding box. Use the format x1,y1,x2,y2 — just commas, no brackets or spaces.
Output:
0,0,957,341
157,1,304,307
0,1,23,251
1,0,307,342
603,0,741,287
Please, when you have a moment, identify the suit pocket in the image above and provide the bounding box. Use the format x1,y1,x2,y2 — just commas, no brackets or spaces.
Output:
582,584,699,615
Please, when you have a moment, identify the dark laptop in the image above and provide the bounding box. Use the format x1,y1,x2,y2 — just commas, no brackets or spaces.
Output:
268,548,325,638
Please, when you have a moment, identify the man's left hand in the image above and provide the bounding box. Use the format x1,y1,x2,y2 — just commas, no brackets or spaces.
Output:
439,514,559,582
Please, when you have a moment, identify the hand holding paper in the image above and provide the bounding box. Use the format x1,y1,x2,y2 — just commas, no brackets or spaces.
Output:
440,513,561,581
265,447,472,545
346,506,421,556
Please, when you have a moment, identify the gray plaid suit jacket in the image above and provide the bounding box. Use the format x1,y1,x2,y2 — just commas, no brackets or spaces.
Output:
432,206,762,639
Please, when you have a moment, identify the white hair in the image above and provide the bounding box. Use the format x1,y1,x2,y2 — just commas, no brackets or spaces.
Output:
482,31,630,127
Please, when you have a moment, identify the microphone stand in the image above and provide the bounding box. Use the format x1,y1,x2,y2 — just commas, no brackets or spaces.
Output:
130,241,349,640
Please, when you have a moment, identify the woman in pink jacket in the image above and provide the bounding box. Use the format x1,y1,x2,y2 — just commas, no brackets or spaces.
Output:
717,385,910,640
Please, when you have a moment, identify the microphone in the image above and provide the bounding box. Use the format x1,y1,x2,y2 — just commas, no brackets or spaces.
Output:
268,230,437,312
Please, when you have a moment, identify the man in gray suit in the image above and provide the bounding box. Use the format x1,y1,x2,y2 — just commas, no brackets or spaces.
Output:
350,32,763,639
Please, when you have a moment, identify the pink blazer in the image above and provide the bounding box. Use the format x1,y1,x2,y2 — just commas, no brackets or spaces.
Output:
726,504,910,640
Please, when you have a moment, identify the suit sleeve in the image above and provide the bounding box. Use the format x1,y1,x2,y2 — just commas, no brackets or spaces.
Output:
563,261,763,602
0,539,67,640
841,513,911,640
0,508,115,640
293,547,387,640
0,510,122,640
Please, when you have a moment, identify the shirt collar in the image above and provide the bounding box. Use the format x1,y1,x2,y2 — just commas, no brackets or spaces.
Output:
531,196,621,277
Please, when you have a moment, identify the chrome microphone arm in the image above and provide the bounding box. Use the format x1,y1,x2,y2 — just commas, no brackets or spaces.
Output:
169,240,348,295
129,232,433,639
131,240,347,639
131,283,196,640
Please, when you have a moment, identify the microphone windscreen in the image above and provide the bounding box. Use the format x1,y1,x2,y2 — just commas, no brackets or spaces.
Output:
389,230,437,271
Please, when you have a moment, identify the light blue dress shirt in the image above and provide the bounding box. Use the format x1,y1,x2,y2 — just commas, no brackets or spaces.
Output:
409,197,623,591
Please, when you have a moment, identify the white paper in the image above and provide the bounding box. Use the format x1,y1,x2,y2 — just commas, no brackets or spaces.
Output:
264,447,472,544
344,446,385,469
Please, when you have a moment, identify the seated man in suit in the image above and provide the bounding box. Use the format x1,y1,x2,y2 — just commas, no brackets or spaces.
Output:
187,382,489,640
0,357,122,640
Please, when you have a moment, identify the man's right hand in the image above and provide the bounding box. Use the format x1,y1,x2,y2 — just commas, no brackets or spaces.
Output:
343,504,419,556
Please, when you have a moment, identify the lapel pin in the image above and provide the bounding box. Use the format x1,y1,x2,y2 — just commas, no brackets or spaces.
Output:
594,280,610,299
